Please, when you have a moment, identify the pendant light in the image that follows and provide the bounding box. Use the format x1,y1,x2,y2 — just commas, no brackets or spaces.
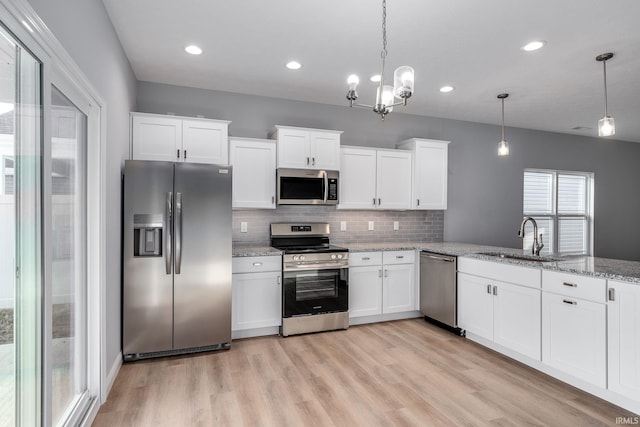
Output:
497,93,510,157
345,0,415,120
596,52,615,137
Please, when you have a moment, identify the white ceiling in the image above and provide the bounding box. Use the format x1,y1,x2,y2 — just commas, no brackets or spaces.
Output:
102,0,640,143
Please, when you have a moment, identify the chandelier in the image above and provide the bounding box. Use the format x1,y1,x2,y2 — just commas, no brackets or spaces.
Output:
345,0,415,120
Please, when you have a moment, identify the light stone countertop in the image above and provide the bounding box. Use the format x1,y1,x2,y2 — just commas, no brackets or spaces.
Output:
343,241,640,284
232,246,282,257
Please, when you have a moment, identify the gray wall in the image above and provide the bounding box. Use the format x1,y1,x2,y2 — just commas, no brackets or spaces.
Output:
138,81,640,261
27,0,137,373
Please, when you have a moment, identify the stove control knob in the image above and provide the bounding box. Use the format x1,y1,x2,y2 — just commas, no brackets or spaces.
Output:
331,254,337,259
300,255,306,261
293,255,299,261
337,254,343,259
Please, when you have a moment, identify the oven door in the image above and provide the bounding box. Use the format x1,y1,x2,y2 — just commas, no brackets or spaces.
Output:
283,267,348,317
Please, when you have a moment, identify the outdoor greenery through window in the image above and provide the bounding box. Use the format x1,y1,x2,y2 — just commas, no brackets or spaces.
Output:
523,169,594,255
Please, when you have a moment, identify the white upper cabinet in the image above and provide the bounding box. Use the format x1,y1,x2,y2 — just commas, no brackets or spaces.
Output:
338,147,377,209
376,149,412,209
229,137,276,209
131,112,230,164
397,138,449,210
338,147,412,210
131,114,182,162
270,125,342,170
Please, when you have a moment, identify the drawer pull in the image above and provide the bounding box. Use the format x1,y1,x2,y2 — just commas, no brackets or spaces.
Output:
362,257,371,261
563,282,577,288
563,299,577,305
396,255,404,259
252,262,263,266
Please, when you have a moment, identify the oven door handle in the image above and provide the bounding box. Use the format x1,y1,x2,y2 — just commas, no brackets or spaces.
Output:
284,262,349,272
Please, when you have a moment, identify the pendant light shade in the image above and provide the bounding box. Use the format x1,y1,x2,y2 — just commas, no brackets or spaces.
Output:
497,93,510,157
596,52,615,137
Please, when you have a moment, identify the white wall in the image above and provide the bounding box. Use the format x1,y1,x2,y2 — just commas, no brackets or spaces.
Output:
26,0,136,375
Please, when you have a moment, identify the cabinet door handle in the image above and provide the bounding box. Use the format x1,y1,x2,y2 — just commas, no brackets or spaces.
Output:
252,262,262,266
378,269,383,278
492,285,498,296
384,269,389,277
272,196,275,204
563,299,577,305
378,198,381,206
277,275,281,285
312,157,316,166
417,199,420,207
563,282,577,288
184,149,187,159
306,157,310,166
487,284,492,294
608,288,616,301
177,149,180,159
372,198,376,206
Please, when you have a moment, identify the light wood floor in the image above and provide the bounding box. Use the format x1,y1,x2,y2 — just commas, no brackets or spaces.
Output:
93,319,635,426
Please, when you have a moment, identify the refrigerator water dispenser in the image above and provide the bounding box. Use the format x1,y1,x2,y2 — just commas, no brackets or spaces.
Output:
133,213,163,257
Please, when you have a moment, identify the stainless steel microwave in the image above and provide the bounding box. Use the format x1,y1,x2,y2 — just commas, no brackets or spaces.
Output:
276,168,339,205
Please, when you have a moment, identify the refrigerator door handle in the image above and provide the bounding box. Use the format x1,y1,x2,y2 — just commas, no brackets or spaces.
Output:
175,192,183,274
165,192,173,274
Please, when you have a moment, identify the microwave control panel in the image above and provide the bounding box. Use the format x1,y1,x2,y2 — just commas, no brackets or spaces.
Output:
328,178,338,201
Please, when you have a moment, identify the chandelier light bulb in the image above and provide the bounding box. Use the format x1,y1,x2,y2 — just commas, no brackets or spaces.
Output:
347,74,360,90
393,66,415,99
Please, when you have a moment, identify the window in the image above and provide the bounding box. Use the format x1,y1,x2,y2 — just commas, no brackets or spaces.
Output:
523,169,594,255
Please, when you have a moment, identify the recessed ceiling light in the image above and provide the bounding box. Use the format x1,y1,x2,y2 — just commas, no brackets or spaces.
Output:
185,45,202,55
286,61,302,70
521,40,546,52
439,85,454,93
370,74,381,82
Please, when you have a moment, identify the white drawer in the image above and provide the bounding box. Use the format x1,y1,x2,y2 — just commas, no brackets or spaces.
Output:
349,251,383,267
458,257,540,289
542,270,606,303
383,250,416,265
232,255,281,274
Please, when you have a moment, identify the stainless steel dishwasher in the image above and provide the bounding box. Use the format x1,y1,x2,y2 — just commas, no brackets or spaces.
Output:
420,251,462,334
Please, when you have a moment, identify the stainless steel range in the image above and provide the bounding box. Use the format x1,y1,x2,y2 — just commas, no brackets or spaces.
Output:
270,223,349,336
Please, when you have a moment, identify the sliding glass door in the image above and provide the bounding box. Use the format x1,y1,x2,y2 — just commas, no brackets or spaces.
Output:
0,24,43,426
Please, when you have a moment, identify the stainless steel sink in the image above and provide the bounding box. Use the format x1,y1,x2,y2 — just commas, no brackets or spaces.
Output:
476,251,563,263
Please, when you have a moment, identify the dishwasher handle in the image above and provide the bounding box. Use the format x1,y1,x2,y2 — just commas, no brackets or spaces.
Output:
421,252,455,262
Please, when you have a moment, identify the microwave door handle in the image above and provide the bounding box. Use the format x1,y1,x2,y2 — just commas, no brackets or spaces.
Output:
323,171,328,203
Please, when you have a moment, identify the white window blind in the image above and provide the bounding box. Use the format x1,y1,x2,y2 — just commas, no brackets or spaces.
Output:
523,169,593,255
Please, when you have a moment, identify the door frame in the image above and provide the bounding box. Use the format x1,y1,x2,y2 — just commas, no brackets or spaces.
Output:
0,1,107,426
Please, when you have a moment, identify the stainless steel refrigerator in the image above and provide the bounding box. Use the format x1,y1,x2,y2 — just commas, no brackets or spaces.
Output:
122,160,232,361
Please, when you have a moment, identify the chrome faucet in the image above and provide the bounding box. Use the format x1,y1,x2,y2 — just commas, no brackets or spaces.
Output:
518,216,544,256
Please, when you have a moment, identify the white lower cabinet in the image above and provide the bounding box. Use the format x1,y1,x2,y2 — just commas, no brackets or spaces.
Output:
349,265,383,317
457,258,541,360
542,292,606,387
607,280,640,400
349,251,415,319
541,270,607,388
232,256,282,333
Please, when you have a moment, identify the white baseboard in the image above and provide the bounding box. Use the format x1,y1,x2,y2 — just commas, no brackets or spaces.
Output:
104,352,122,402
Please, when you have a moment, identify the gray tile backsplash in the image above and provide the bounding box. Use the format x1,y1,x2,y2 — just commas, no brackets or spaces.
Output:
232,206,444,245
